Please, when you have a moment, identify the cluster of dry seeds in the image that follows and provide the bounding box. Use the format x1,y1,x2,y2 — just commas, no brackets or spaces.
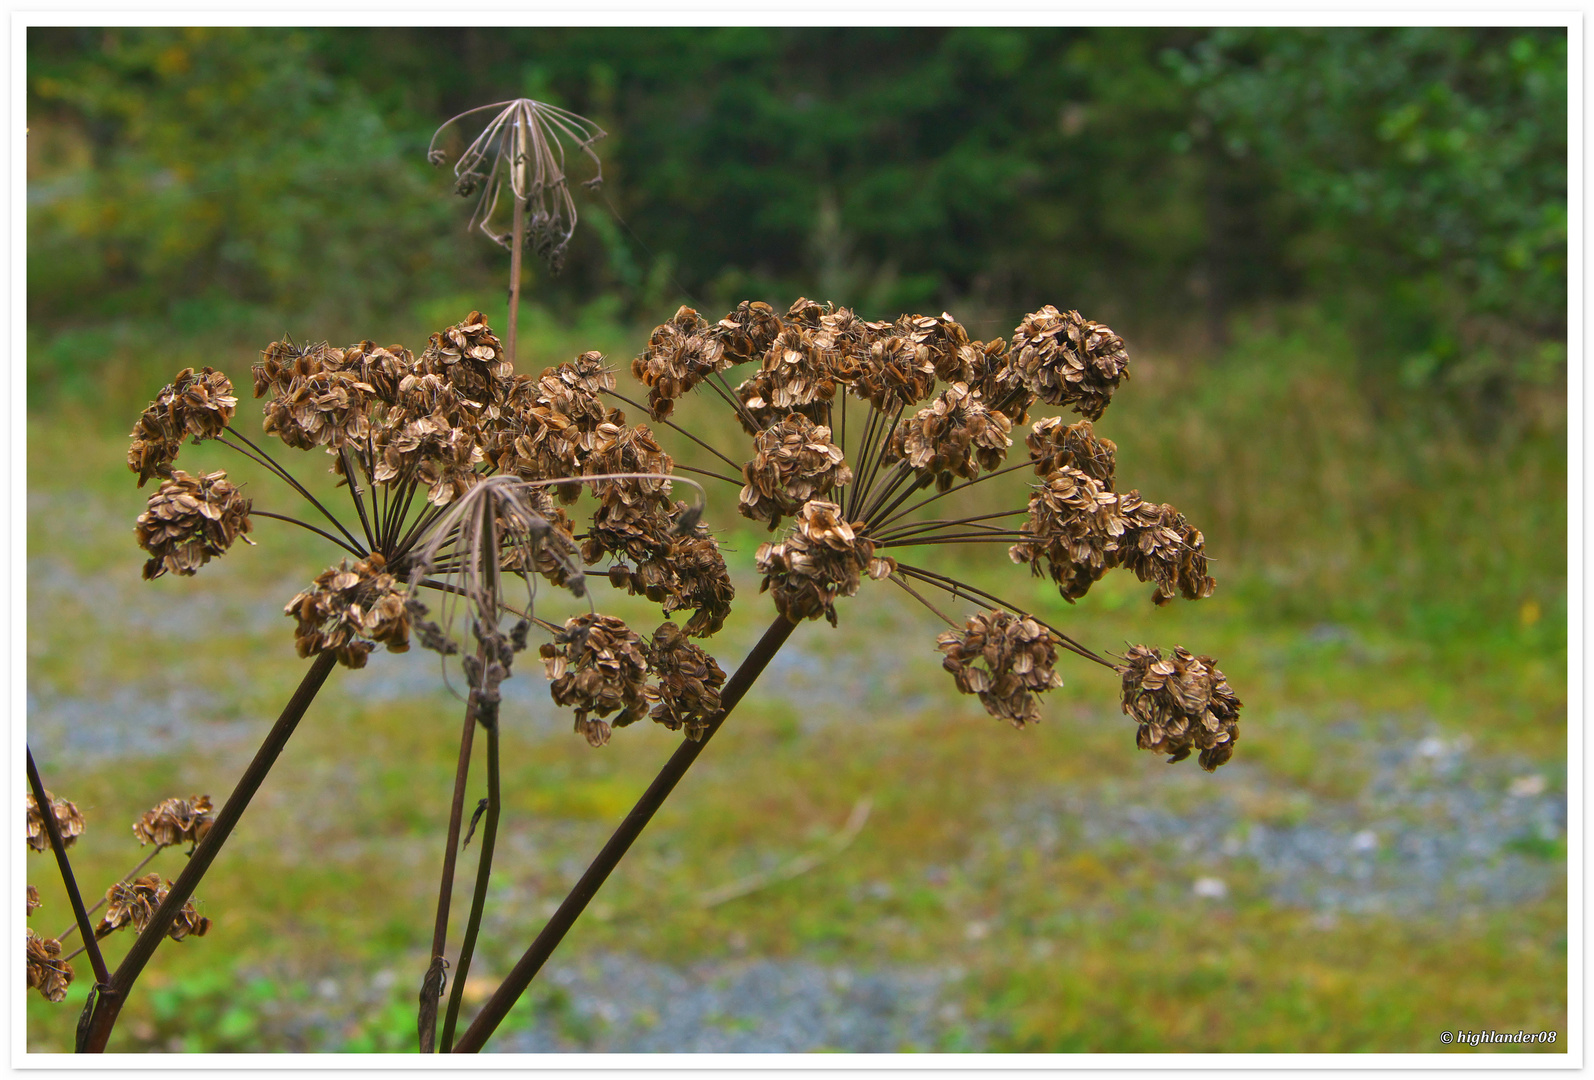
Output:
95,873,210,941
755,500,895,626
135,470,254,580
26,930,72,1003
284,554,412,668
26,791,84,852
936,611,1064,727
127,367,238,486
133,795,215,848
1116,645,1242,771
541,614,650,746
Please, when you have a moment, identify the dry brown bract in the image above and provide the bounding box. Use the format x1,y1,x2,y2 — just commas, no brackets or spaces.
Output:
541,614,649,747
26,790,85,852
1117,644,1242,770
1027,417,1117,488
134,795,215,848
285,553,411,668
95,873,211,940
633,306,729,419
1008,467,1125,602
645,621,726,741
26,930,72,1002
136,470,254,580
1011,307,1129,421
1115,493,1215,606
888,382,1012,491
936,609,1063,727
756,500,894,626
127,367,238,486
740,415,853,528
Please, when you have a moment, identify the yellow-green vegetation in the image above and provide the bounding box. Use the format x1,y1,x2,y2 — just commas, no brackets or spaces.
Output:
26,311,1564,1053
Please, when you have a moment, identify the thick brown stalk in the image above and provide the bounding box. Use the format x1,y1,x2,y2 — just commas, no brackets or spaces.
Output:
26,749,110,989
450,614,799,1053
439,713,501,1052
79,650,339,1053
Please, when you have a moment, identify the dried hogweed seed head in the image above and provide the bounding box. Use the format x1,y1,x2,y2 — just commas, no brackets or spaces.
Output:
888,382,1012,491
284,553,411,669
632,306,728,419
1113,493,1215,605
755,500,894,626
260,365,375,453
127,367,239,485
27,884,40,915
133,795,215,848
898,312,973,382
739,414,854,528
712,300,784,362
936,609,1063,727
1011,307,1130,421
26,791,84,852
1008,467,1125,602
1026,417,1117,488
645,621,726,741
26,930,72,1002
966,337,1036,425
419,311,512,408
95,874,210,940
852,330,937,414
814,305,892,387
135,470,254,580
1117,644,1242,770
620,528,736,638
540,614,649,746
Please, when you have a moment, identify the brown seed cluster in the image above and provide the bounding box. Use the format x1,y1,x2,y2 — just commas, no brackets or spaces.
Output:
1117,645,1242,770
739,415,853,528
581,422,676,563
127,367,239,486
644,621,726,741
26,930,73,1002
616,527,736,638
888,381,1013,491
541,614,649,747
27,884,41,915
1115,493,1215,606
936,610,1063,727
1009,467,1125,601
1027,417,1116,487
135,470,253,580
95,873,211,941
134,795,215,848
1010,307,1129,421
26,791,84,852
285,553,411,668
711,300,784,361
756,500,894,626
632,305,729,419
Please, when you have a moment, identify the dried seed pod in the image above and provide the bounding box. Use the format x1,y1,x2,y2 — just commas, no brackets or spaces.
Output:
284,553,411,669
645,621,726,740
851,331,936,414
755,500,894,626
127,367,238,485
418,311,512,407
1008,467,1125,601
966,337,1035,425
739,414,853,528
1026,417,1116,488
26,930,72,1002
621,530,736,638
897,312,972,382
1010,307,1129,420
261,367,375,453
936,609,1063,727
26,790,85,852
1113,493,1215,605
734,321,838,433
712,300,783,362
133,795,215,848
135,469,254,580
814,306,892,388
27,884,40,916
540,614,649,745
95,874,211,941
1117,644,1242,770
887,382,1012,491
632,305,728,419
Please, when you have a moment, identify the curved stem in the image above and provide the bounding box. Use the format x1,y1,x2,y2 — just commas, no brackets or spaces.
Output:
217,432,366,555
892,562,1112,668
450,614,799,1052
251,511,367,558
440,717,501,1052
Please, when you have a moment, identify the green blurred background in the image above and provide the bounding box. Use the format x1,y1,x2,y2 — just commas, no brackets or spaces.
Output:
26,27,1566,1053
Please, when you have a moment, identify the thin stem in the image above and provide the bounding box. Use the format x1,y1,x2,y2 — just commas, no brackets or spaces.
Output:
877,532,1024,548
57,846,166,943
339,446,378,552
506,117,527,367
602,389,744,471
26,749,110,989
673,462,743,488
451,614,800,1053
860,462,923,527
80,651,340,1053
250,511,367,558
892,562,1112,668
439,715,501,1053
872,460,1037,533
887,572,961,629
218,431,367,555
843,405,882,519
873,509,1028,544
704,371,763,435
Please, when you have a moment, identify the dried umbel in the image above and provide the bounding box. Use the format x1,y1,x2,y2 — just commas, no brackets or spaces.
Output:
853,331,937,415
618,531,736,638
26,930,72,1002
27,884,40,916
1011,307,1130,421
1117,645,1242,771
285,553,411,668
136,470,254,580
26,790,84,852
888,381,1013,491
95,873,211,941
633,306,729,419
261,365,375,453
897,313,973,382
1009,467,1125,602
1027,417,1117,488
127,367,239,486
756,500,894,626
134,795,215,848
739,414,853,527
937,610,1064,728
645,621,726,741
1115,494,1216,606
712,300,783,361
420,312,511,408
736,319,838,433
540,614,649,747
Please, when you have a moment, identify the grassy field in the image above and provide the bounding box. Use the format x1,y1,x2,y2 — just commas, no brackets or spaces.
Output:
25,303,1566,1053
